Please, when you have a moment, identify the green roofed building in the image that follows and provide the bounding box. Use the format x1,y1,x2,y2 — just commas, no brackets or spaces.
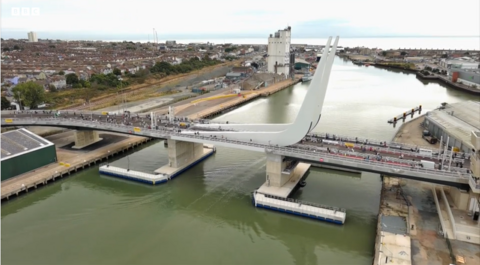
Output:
294,58,311,70
1,128,57,181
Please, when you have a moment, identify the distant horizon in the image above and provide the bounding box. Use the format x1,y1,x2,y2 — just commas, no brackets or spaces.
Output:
2,34,480,41
2,34,479,50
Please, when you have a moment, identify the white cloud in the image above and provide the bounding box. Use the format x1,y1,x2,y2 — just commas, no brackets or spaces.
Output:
1,0,479,37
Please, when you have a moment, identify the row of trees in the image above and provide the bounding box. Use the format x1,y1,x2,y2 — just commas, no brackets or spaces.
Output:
150,56,219,76
2,45,21,52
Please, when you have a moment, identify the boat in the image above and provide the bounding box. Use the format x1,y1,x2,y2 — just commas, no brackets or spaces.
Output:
302,70,313,82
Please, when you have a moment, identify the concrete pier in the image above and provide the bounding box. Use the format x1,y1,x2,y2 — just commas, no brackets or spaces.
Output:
154,140,215,178
252,191,346,224
72,130,103,149
257,153,311,198
99,165,169,185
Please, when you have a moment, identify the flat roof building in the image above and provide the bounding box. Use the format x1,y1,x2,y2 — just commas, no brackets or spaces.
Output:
424,101,480,153
1,128,57,181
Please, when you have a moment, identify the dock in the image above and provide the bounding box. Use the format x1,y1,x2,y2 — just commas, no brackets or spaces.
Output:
99,165,169,185
252,191,346,224
257,162,311,198
388,105,422,124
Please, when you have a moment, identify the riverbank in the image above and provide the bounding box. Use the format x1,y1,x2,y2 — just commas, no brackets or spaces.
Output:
1,133,153,201
416,72,480,95
57,59,243,111
343,54,480,95
181,78,301,119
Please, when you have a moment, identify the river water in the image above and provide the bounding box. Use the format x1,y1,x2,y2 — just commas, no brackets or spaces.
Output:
1,58,476,265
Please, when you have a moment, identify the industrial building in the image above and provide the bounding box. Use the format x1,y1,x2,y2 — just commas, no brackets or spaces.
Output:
267,27,293,77
440,58,479,70
1,128,57,181
294,58,311,70
424,101,480,153
27,31,38,42
448,68,480,89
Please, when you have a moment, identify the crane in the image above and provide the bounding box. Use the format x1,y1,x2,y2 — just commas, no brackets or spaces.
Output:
152,28,159,45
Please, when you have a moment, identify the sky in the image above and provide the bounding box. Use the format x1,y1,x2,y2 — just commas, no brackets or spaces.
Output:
1,0,479,41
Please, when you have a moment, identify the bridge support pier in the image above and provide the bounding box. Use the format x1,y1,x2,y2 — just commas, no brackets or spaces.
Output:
154,139,215,178
72,130,103,149
257,153,311,198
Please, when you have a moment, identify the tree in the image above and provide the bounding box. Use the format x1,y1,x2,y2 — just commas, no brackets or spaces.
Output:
3,47,10,52
13,45,20,50
1,96,11,110
58,70,65,75
12,82,46,109
400,51,407,56
49,84,57,92
381,51,387,56
65,73,79,84
113,68,122,76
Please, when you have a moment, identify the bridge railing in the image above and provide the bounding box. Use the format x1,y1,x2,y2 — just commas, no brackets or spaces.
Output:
4,112,469,158
294,141,467,164
189,119,469,158
302,133,470,158
172,133,468,180
2,118,471,181
266,147,469,180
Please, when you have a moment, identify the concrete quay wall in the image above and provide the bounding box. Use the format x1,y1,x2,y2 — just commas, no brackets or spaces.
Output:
1,136,153,202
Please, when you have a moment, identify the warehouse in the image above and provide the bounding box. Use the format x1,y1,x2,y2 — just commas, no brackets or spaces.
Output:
294,58,311,70
1,128,57,181
424,100,480,153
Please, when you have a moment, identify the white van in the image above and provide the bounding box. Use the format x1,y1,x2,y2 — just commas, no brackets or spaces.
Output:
420,160,435,170
418,148,433,158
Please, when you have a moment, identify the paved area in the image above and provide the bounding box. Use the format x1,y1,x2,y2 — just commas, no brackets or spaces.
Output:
386,116,480,265
377,231,412,265
393,115,440,149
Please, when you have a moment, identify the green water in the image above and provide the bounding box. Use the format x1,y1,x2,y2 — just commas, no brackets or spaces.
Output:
2,58,476,265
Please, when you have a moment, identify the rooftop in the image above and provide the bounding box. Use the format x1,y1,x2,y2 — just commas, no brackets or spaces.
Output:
426,101,480,149
0,128,54,161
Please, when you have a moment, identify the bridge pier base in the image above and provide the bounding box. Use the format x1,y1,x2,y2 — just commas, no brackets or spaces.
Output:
72,130,103,149
154,139,215,179
257,153,311,198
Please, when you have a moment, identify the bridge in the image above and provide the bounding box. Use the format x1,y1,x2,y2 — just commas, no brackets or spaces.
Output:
2,37,480,197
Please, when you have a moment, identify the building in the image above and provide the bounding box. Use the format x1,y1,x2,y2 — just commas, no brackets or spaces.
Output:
424,100,480,153
440,58,479,70
1,128,57,181
165,40,176,46
27,31,38,42
267,27,292,77
294,58,311,70
449,69,480,89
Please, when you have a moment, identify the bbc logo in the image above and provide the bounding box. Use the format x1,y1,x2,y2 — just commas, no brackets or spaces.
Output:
11,7,40,16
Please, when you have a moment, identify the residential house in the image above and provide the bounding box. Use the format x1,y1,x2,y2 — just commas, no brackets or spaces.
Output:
231,67,253,76
36,72,47,80
49,75,67,89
